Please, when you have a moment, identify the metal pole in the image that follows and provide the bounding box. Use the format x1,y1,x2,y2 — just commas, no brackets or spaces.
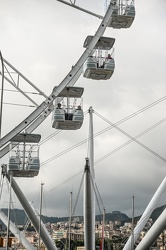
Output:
3,58,48,98
0,51,4,139
67,88,69,114
39,182,44,250
56,0,103,19
101,208,105,250
88,106,95,250
68,191,72,250
131,195,134,250
6,174,12,250
23,136,26,170
84,158,93,250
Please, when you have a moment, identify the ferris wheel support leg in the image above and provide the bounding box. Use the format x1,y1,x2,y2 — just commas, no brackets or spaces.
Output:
123,176,166,250
0,209,36,250
3,167,58,250
135,208,166,250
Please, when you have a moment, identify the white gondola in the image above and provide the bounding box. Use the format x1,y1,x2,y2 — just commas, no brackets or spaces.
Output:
108,0,135,29
52,86,84,130
8,133,41,178
83,36,115,80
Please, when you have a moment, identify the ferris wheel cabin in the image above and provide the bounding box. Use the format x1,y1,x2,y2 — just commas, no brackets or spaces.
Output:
108,0,135,29
83,36,115,80
8,133,41,178
52,86,84,130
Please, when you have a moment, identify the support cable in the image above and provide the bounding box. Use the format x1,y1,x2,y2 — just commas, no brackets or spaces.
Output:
94,182,105,212
41,116,166,167
94,111,166,163
39,130,62,146
0,172,4,200
38,95,166,165
91,176,103,216
72,172,84,216
43,117,166,196
94,117,166,165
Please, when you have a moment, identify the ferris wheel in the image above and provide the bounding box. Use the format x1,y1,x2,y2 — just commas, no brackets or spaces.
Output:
0,1,136,249
0,0,136,165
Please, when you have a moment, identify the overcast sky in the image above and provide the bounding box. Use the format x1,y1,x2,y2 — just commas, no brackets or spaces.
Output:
0,0,166,220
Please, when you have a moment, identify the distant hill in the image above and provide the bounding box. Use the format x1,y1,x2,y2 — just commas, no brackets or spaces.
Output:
0,205,165,228
0,209,130,226
96,211,130,223
134,205,166,222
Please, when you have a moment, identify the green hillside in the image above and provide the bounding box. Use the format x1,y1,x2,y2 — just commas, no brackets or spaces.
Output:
0,205,165,228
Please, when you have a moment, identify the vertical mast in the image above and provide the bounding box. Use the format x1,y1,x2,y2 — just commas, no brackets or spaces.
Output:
6,174,12,250
87,106,95,250
101,208,105,250
131,195,134,250
68,191,72,250
84,107,95,249
39,182,44,250
84,158,93,250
